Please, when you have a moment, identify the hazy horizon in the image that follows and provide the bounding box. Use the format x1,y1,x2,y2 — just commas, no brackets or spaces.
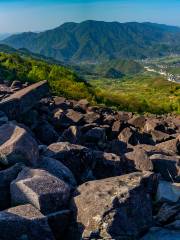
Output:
0,0,180,33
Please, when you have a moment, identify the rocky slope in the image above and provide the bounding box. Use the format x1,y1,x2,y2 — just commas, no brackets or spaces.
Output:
0,80,179,239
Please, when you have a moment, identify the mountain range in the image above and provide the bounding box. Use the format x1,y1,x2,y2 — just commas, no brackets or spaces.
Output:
2,20,180,63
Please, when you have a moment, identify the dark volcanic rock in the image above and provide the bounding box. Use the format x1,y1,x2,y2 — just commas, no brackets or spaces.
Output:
128,115,146,129
34,120,59,145
0,80,49,120
0,204,55,240
150,154,180,182
37,156,76,187
48,210,71,240
0,163,23,210
0,122,39,166
44,142,124,183
84,111,101,124
70,172,155,240
124,146,153,172
59,125,81,144
11,167,71,214
84,127,106,143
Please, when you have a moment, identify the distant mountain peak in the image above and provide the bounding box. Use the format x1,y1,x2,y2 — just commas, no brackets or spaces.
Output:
2,21,180,63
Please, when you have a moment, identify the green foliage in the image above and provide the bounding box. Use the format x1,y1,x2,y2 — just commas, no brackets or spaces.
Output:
0,51,179,114
0,52,92,100
3,21,180,63
91,74,180,114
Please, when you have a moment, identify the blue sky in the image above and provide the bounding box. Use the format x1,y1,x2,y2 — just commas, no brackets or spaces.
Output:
0,0,180,33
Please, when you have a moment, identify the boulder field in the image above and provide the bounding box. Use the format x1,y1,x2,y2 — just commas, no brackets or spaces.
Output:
0,80,179,239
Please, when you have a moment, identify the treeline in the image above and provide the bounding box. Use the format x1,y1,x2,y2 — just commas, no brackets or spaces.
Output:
0,52,93,100
0,52,179,114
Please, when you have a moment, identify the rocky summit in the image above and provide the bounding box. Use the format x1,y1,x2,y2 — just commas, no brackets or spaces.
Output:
0,80,179,240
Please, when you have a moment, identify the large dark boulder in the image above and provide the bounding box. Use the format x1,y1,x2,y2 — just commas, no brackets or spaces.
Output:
34,120,59,145
0,80,49,120
124,146,153,172
44,142,124,183
0,163,23,210
0,122,39,166
37,156,76,187
0,204,55,240
69,172,155,240
150,154,180,182
11,167,71,214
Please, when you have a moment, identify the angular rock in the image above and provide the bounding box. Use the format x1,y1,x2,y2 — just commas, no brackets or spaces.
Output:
45,142,125,183
10,80,22,91
0,122,39,166
156,181,180,203
48,210,71,240
84,127,106,143
74,99,89,113
156,138,180,155
11,167,71,214
84,111,101,124
156,203,180,225
111,120,123,139
128,115,146,129
150,154,180,181
53,109,72,129
0,204,55,240
0,163,23,210
124,146,153,172
35,120,59,145
105,140,128,156
0,80,49,120
37,156,76,187
117,111,133,121
66,109,84,125
144,118,163,132
53,96,71,110
118,127,154,146
91,151,124,179
70,172,155,239
151,130,172,143
59,125,81,144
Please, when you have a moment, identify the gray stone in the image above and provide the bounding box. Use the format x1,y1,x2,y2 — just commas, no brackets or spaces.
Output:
150,154,180,181
70,172,155,239
156,203,180,225
11,167,71,214
84,127,106,143
0,80,49,120
0,204,55,240
48,210,71,240
0,163,23,210
156,181,180,203
44,142,125,183
124,146,153,172
128,115,146,129
59,125,81,144
0,122,39,166
34,120,59,145
37,156,76,187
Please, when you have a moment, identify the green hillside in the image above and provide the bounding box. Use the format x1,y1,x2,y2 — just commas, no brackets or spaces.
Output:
0,52,92,100
2,21,180,63
90,74,180,114
0,50,179,114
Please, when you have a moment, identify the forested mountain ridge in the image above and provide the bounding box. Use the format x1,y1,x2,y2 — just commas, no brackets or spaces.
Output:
2,20,180,63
